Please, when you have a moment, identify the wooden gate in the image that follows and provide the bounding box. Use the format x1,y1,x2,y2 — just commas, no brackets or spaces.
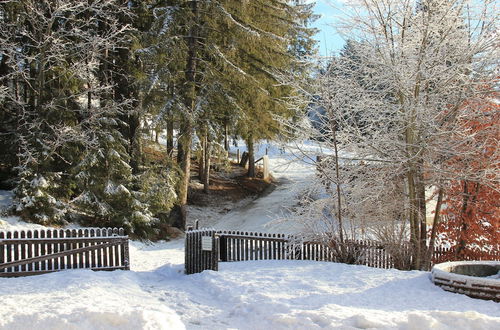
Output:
185,229,218,275
185,228,500,274
0,228,129,277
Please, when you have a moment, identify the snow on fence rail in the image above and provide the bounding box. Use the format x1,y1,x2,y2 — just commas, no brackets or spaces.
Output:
185,229,500,274
0,228,129,277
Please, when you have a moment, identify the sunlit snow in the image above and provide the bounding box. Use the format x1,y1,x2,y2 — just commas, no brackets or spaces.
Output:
1,142,499,329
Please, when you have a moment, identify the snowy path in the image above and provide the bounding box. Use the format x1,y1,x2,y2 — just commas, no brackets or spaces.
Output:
212,142,319,233
212,176,303,233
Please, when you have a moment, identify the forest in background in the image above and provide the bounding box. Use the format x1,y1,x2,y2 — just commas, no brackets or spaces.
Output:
0,0,317,238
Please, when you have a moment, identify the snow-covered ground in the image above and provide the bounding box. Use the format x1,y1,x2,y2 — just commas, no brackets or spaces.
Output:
1,141,500,329
207,140,323,233
1,238,499,330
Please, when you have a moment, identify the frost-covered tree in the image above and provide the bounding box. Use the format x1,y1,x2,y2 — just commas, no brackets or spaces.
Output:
287,0,498,269
0,1,158,233
0,0,127,223
70,106,159,237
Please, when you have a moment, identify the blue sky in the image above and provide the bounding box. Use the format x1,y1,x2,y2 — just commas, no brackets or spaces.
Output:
311,0,346,56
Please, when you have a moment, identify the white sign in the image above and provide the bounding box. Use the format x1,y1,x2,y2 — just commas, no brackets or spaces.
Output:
201,236,213,251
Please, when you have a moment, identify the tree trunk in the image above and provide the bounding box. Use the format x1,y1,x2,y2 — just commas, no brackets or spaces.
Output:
129,112,141,174
178,120,192,230
177,0,199,229
29,60,36,110
155,128,160,143
456,181,480,258
23,60,29,104
198,131,205,181
14,79,19,102
416,165,427,267
177,138,184,165
203,137,211,194
332,121,344,244
166,115,174,158
224,121,229,151
247,137,255,177
426,186,444,269
407,166,427,270
404,100,427,270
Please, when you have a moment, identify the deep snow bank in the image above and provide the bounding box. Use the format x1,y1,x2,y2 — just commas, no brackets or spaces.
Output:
0,267,184,330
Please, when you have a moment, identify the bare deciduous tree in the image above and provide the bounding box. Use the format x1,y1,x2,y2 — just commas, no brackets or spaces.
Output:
282,0,498,269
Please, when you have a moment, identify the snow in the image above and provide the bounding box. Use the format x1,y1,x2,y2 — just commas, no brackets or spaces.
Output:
207,140,324,233
1,142,500,329
1,238,499,329
31,175,49,189
1,190,49,231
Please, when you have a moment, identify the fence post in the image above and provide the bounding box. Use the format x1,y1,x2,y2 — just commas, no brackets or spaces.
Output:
213,236,219,271
263,155,270,180
122,238,130,270
220,235,228,262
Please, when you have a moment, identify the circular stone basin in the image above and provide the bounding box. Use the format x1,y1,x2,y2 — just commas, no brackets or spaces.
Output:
431,261,500,302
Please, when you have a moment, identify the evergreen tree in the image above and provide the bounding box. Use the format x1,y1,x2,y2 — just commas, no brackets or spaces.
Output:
3,0,125,224
163,0,318,226
223,0,317,177
0,0,158,234
0,2,22,189
1,0,317,234
71,106,155,236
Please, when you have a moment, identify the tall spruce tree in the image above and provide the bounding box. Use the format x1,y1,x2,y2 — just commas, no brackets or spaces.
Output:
222,0,317,177
2,0,132,224
0,0,157,235
164,0,318,226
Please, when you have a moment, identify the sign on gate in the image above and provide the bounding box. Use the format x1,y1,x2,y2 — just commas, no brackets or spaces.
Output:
201,236,213,251
185,229,219,274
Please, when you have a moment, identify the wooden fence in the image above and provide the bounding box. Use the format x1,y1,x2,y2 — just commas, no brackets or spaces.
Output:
217,230,413,269
186,229,500,274
218,231,499,269
0,228,129,277
219,231,289,262
185,229,219,275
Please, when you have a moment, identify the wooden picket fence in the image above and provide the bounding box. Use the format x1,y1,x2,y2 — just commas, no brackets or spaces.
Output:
219,231,289,262
184,229,219,275
217,230,414,269
218,231,499,269
186,229,500,274
0,228,130,277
